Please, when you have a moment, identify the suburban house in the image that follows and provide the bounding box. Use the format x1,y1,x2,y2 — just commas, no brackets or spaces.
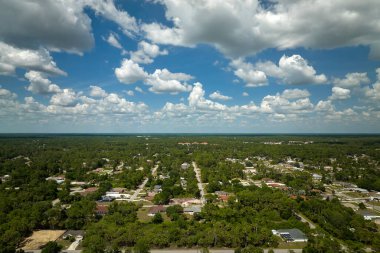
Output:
95,204,109,215
218,195,230,202
105,190,130,200
46,176,65,184
215,191,229,196
100,195,113,202
153,185,162,193
214,191,230,202
184,205,202,215
357,209,380,221
170,198,202,207
111,188,126,193
272,229,308,242
266,182,288,191
312,173,323,181
71,181,87,186
148,205,166,216
80,187,99,196
346,187,369,193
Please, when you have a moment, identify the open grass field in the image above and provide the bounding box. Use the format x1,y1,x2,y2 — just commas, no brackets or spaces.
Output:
137,207,170,223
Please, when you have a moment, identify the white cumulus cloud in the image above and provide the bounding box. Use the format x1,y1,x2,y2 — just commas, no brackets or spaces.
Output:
115,59,148,84
50,89,78,107
0,42,66,76
130,41,168,64
143,0,380,59
230,58,267,87
106,32,123,49
115,59,193,94
282,89,310,100
25,71,61,94
188,83,227,111
146,69,193,94
209,91,232,101
333,72,370,89
363,68,380,101
256,55,327,85
329,87,351,100
89,85,108,98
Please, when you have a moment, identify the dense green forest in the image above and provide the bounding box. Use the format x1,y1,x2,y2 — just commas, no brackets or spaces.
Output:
0,135,379,252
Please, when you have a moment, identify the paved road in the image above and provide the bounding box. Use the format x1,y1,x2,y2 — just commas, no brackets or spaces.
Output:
67,237,81,250
336,192,380,212
192,161,206,205
130,178,149,201
365,202,380,212
130,165,158,201
295,212,316,229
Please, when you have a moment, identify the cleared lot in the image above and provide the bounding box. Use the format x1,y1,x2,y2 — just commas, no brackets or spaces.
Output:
21,230,66,250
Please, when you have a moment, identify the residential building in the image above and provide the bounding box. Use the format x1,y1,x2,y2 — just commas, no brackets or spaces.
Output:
184,205,202,215
357,209,380,221
272,229,308,242
95,204,109,215
148,205,166,216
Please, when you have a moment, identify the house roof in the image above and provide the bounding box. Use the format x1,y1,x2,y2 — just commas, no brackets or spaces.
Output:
85,187,98,192
215,191,229,196
274,229,307,241
80,187,99,196
170,198,199,203
184,205,202,213
95,204,109,214
219,195,229,202
148,205,166,214
111,188,126,193
62,230,84,238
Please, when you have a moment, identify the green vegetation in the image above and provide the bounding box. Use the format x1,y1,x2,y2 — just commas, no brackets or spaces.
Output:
0,135,379,252
41,241,62,253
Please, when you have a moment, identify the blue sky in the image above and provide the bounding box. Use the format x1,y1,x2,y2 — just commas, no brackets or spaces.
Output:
0,0,380,133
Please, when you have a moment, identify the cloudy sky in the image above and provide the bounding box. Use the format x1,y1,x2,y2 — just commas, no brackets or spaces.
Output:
0,0,380,133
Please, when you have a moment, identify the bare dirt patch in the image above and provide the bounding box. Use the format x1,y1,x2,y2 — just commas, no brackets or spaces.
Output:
21,230,66,250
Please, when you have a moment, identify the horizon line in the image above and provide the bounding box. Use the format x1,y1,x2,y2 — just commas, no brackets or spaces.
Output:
1,132,380,135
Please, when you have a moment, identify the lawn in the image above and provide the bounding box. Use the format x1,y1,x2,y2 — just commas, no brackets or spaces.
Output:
277,242,307,249
137,207,170,223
